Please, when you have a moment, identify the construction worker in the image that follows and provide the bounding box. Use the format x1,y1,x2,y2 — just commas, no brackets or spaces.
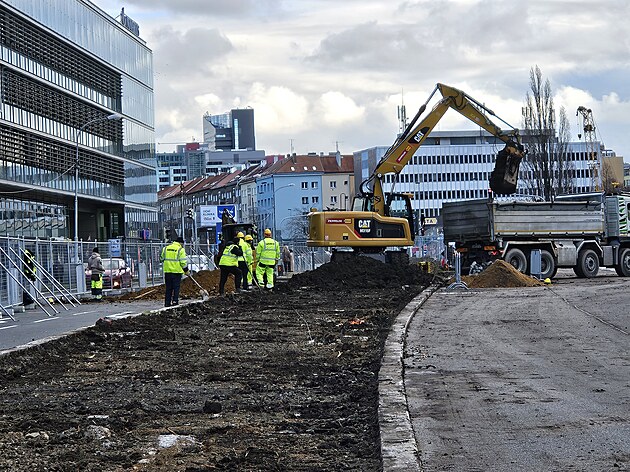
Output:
244,234,255,288
160,236,189,307
87,247,104,302
236,232,250,291
255,228,280,289
22,249,37,308
218,235,243,295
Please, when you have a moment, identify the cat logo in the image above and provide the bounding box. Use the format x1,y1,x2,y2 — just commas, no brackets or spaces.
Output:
358,219,371,229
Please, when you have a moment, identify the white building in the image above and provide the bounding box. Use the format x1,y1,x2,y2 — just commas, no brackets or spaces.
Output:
355,130,603,222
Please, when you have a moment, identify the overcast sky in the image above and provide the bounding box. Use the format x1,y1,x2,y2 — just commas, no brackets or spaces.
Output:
98,0,630,163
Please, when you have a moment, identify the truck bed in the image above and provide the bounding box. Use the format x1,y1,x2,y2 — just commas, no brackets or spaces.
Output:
443,198,605,242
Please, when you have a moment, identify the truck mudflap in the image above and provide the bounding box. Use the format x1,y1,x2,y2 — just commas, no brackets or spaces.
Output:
490,147,523,194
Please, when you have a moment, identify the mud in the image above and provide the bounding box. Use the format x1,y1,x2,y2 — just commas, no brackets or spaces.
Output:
0,256,432,471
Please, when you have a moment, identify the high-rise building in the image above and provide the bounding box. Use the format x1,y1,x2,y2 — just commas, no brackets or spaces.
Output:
203,108,255,151
0,0,157,240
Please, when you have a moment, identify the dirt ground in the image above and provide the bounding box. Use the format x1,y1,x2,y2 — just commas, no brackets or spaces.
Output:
460,259,545,288
0,257,432,471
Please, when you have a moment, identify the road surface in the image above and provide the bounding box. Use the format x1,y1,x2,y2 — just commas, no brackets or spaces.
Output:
404,270,630,471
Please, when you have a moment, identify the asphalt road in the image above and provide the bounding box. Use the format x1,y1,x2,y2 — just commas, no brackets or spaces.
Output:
404,269,630,471
0,296,167,354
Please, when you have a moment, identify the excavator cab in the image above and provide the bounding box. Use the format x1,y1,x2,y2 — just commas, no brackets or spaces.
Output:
386,193,415,235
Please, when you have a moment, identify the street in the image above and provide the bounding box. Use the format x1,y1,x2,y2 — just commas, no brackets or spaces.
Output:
0,298,166,354
404,270,630,471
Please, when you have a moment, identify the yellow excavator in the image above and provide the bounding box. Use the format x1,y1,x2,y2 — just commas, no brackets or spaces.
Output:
307,83,525,262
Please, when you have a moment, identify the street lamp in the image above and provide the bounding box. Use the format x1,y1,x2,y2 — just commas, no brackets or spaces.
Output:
272,183,295,240
74,113,122,241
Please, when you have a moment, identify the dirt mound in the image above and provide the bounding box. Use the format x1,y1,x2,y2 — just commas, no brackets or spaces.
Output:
117,270,233,301
286,255,432,290
462,259,544,288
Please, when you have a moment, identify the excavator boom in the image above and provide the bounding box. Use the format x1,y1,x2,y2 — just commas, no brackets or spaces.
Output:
307,82,525,257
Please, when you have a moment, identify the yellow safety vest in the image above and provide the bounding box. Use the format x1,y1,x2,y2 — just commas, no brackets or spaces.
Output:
219,244,239,267
256,238,279,266
161,242,187,274
237,239,249,263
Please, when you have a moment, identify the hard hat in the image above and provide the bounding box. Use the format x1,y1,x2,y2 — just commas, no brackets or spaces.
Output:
236,232,245,238
244,234,253,241
264,228,272,236
544,278,552,285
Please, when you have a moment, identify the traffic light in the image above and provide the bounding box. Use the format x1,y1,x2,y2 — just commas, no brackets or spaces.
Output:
186,208,194,219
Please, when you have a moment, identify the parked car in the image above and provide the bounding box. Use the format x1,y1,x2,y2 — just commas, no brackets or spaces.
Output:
187,254,211,273
85,257,133,289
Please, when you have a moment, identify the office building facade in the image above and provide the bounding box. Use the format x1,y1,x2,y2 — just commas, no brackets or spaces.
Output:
203,108,255,151
0,0,157,240
355,130,607,225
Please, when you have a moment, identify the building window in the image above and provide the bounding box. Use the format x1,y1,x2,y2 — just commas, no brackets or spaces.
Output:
312,196,319,203
331,196,337,204
301,181,308,189
302,197,308,204
330,181,337,189
311,181,318,189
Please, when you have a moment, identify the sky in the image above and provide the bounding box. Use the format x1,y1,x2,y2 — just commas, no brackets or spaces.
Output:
97,0,630,163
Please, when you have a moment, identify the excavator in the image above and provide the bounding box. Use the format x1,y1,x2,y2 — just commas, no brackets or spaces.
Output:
307,82,525,262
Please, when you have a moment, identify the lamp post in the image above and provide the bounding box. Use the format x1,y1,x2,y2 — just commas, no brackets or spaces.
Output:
74,113,122,241
271,183,295,240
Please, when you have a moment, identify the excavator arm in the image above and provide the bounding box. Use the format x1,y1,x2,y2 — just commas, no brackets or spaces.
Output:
307,82,524,258
361,83,524,216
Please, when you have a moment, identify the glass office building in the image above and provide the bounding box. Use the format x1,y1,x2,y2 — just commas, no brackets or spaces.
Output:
0,0,157,240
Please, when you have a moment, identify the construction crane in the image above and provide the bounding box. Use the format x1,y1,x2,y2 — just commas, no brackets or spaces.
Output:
576,106,601,191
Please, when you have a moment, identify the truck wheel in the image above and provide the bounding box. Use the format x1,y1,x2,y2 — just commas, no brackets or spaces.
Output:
540,250,557,279
577,248,599,278
504,248,527,274
615,247,630,277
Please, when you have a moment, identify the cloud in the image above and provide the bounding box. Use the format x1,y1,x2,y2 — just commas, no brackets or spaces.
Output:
114,0,282,18
316,92,365,126
150,26,233,77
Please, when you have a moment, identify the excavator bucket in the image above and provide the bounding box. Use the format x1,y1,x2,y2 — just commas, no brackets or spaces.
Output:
489,147,523,195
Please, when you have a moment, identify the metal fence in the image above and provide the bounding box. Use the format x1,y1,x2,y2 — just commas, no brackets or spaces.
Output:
0,235,440,311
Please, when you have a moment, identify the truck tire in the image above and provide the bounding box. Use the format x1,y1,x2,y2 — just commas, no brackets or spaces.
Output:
577,248,599,278
504,248,527,274
615,247,630,277
540,250,557,279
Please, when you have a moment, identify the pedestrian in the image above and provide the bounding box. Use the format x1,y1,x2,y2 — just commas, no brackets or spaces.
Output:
160,236,189,307
236,232,250,291
218,235,243,295
87,247,104,302
255,228,280,289
244,234,255,288
282,245,292,273
22,249,37,308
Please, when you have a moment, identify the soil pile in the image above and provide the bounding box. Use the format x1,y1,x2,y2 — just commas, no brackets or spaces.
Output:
462,259,545,288
0,259,431,471
287,255,430,290
118,270,233,301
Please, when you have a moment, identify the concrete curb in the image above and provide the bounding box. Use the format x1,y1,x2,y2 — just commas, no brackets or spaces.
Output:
379,285,436,471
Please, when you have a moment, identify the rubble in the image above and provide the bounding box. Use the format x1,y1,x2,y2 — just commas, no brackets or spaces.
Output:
0,255,432,471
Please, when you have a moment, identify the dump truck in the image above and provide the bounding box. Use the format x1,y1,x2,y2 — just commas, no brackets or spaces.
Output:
442,193,630,278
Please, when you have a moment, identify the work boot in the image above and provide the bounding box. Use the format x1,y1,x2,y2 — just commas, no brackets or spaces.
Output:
265,284,273,289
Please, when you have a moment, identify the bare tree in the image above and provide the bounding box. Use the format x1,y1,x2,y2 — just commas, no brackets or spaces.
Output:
284,208,311,242
521,66,574,200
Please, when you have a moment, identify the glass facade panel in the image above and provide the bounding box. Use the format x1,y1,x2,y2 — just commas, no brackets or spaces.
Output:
4,0,154,86
1,0,157,240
